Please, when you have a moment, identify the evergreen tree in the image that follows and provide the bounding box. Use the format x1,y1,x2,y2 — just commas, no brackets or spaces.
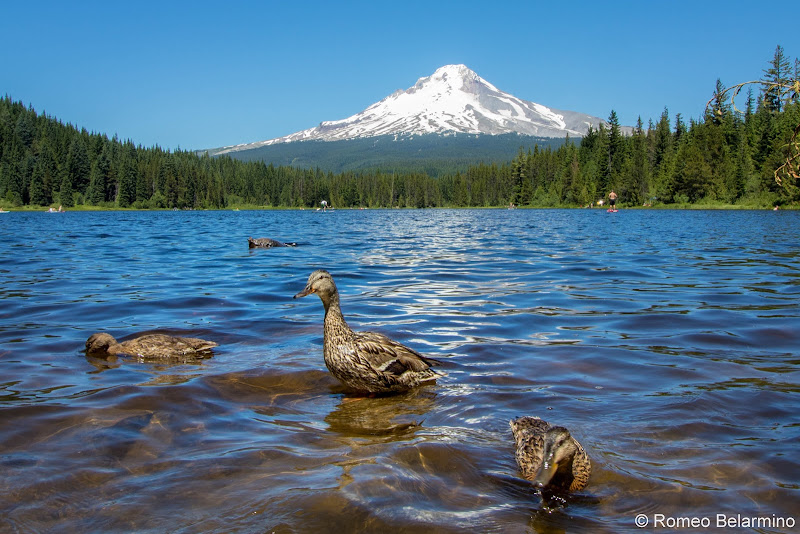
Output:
160,157,180,207
674,139,712,202
86,145,111,204
623,116,649,205
510,147,527,205
2,159,23,206
709,79,730,124
28,160,48,205
733,127,755,199
652,108,672,171
117,144,138,207
86,161,105,205
761,45,792,112
674,113,687,144
66,136,91,196
606,110,625,192
58,166,74,207
14,111,35,149
37,141,58,204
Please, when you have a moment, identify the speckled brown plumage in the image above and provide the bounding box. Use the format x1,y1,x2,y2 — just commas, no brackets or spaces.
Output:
248,237,296,248
510,416,591,493
85,332,217,362
294,269,441,394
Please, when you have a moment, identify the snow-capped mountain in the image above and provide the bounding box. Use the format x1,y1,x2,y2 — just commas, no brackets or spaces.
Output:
214,65,607,154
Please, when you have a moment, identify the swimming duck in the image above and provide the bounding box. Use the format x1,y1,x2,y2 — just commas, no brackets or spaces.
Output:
85,332,217,362
248,237,297,248
510,416,591,493
293,269,441,395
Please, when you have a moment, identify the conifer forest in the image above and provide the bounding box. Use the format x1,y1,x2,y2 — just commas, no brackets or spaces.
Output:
1,47,798,210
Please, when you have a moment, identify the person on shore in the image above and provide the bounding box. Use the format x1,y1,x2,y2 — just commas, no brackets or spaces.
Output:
608,191,618,210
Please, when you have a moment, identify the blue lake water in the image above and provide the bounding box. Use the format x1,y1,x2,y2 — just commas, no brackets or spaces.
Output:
1,208,798,533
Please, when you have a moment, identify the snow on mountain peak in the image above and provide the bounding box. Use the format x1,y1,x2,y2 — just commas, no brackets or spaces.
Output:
214,65,608,153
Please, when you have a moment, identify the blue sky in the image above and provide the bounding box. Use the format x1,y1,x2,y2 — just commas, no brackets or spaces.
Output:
2,1,796,150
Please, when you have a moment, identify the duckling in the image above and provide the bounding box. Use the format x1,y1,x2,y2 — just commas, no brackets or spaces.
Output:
293,269,441,395
248,237,297,248
85,332,217,362
510,416,591,493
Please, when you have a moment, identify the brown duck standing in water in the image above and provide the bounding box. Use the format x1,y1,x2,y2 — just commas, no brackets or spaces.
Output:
294,269,441,395
85,332,217,362
248,237,297,248
510,416,591,493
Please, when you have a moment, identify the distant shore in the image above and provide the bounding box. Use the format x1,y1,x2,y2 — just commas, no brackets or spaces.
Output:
2,202,796,213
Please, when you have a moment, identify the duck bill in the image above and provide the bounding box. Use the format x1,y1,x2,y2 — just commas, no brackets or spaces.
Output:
294,287,313,299
533,447,560,488
533,461,559,488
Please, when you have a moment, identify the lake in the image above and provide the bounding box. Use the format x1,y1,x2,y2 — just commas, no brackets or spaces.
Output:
1,208,798,533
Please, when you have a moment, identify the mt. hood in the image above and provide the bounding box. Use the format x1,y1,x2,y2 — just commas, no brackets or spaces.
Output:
216,65,607,154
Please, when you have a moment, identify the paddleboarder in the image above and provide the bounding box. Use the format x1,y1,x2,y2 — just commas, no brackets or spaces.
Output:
608,190,618,211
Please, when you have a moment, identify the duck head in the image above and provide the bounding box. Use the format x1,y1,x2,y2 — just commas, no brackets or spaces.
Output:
85,333,117,355
294,270,338,310
533,426,580,489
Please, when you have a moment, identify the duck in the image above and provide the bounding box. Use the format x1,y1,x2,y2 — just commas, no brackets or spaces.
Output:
248,237,297,248
510,416,591,493
293,269,441,395
85,332,218,362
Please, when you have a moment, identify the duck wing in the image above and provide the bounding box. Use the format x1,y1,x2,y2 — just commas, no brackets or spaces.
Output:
353,330,439,377
510,417,551,479
116,334,217,359
248,237,285,248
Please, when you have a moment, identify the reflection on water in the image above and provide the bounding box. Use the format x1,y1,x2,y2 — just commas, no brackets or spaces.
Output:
1,209,799,532
325,389,433,438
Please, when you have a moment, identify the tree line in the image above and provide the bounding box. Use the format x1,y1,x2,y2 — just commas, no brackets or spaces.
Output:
1,46,798,210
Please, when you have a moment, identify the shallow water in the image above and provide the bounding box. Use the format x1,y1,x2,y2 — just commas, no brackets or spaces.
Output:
1,208,798,533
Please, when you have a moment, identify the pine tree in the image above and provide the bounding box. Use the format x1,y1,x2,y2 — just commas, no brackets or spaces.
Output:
623,116,649,205
709,79,730,124
37,141,57,204
86,161,104,205
2,159,23,206
58,166,74,207
509,147,524,205
28,162,47,205
761,45,792,112
159,156,179,207
605,110,624,192
652,108,672,172
117,144,138,207
66,136,91,196
733,127,755,200
674,139,712,202
14,112,35,149
86,145,110,204
674,114,687,144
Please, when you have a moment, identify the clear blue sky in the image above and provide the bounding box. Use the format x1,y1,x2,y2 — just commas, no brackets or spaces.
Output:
2,0,796,150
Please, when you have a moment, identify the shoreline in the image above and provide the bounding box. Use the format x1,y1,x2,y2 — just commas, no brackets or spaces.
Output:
1,203,796,213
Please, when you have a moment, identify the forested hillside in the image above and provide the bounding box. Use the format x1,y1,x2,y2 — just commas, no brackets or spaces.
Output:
205,133,567,177
1,47,798,209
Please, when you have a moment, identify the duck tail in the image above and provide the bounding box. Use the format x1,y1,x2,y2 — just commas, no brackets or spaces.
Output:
422,355,443,367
